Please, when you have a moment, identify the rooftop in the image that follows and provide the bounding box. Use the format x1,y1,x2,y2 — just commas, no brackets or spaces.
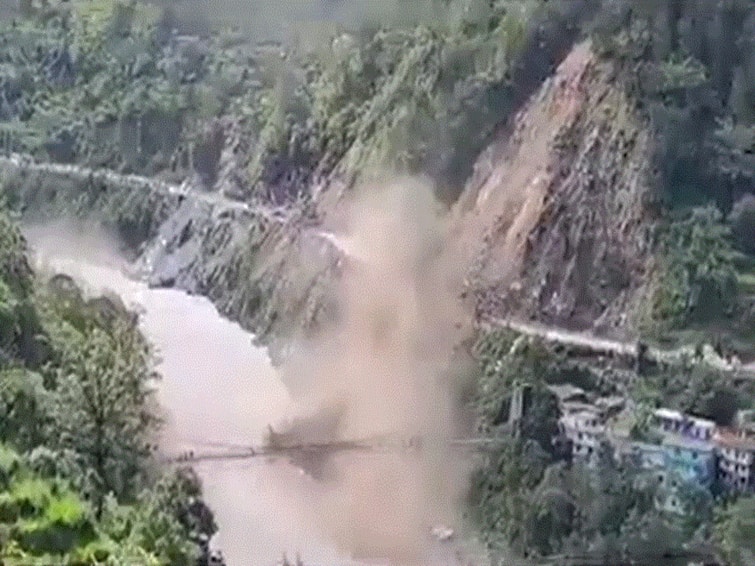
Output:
660,431,715,453
548,384,587,402
653,408,715,429
715,428,755,451
655,408,683,421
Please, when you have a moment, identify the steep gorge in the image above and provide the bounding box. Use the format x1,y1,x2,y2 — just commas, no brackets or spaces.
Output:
1,38,656,357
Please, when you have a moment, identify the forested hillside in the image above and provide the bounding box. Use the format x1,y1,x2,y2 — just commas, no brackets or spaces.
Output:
2,1,753,345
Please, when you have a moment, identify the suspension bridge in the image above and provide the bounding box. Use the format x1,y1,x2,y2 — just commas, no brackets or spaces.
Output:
160,434,506,465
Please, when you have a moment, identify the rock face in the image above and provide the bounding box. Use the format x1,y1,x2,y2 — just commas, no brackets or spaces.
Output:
451,41,656,339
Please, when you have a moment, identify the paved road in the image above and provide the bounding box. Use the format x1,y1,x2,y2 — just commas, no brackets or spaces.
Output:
482,316,755,379
0,152,261,215
490,318,637,356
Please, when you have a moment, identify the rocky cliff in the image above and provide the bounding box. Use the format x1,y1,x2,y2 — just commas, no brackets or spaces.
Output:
213,39,659,353
453,41,656,339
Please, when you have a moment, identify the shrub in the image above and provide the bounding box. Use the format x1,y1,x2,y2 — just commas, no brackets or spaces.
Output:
731,194,755,255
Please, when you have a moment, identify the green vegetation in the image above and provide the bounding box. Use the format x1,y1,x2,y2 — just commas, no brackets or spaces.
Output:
1,1,754,564
646,206,739,331
0,0,264,176
0,208,214,563
242,0,587,202
588,0,755,340
715,496,755,566
0,0,589,202
0,444,212,565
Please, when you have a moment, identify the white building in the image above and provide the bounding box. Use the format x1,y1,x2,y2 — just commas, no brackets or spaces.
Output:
652,408,716,442
559,408,606,460
714,415,755,493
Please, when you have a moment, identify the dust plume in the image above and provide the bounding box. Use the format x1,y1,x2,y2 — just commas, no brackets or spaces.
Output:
275,177,475,565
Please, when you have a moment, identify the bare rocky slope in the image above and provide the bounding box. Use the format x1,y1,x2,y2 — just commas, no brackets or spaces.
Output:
453,41,656,339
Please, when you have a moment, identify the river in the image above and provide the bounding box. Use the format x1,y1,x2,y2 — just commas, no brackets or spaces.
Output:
23,224,362,566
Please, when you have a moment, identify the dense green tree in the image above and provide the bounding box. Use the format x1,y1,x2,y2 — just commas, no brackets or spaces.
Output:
651,205,738,327
591,0,754,210
730,194,755,255
48,320,159,515
469,435,550,558
472,330,555,432
0,443,217,565
0,212,32,295
0,204,210,564
100,468,215,566
0,368,52,451
715,496,755,566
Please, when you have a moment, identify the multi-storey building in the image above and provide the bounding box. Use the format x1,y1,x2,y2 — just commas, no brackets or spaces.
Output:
559,406,607,460
714,419,755,493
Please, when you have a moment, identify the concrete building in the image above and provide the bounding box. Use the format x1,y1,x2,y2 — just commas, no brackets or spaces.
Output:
641,409,718,486
549,385,626,462
714,418,755,492
629,436,716,487
652,408,716,443
559,407,606,460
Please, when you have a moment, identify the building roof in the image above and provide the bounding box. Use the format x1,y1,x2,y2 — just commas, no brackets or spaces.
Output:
715,429,755,451
653,408,715,429
660,432,715,453
548,384,588,404
654,408,683,421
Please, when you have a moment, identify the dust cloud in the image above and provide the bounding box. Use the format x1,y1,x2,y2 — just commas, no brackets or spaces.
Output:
275,177,476,565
